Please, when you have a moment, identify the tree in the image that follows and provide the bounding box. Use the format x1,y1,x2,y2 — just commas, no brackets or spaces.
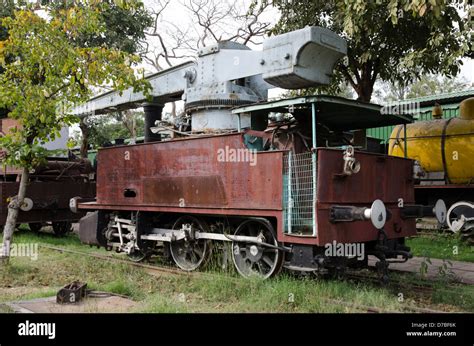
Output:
0,3,150,264
0,1,15,42
78,110,145,148
0,1,14,48
1,1,153,158
262,0,472,102
0,1,15,119
143,0,271,72
48,0,153,55
46,0,153,158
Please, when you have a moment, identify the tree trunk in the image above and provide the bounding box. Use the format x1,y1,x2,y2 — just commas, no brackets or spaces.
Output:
79,118,89,159
355,81,374,103
353,76,374,149
0,167,30,265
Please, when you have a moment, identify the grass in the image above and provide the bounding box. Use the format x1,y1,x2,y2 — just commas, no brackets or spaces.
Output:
431,284,474,311
15,225,100,251
407,232,474,263
0,229,473,313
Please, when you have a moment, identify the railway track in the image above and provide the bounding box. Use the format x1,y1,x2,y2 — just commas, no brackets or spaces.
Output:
344,268,473,313
415,231,451,237
345,271,435,295
38,244,189,277
322,297,448,314
38,244,463,314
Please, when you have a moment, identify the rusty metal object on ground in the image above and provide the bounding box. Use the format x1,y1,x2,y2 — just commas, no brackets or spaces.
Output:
56,281,87,304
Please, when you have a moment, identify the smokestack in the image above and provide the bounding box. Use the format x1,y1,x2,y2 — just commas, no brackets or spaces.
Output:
144,104,163,143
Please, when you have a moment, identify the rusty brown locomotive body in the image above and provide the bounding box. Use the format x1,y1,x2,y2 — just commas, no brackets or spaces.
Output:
82,132,416,246
75,97,445,278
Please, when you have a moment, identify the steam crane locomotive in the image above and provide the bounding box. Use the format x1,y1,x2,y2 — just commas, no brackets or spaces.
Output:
70,27,446,279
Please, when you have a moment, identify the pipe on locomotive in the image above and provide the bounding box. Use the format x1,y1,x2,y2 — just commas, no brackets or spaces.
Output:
401,199,447,224
330,199,387,230
330,199,447,230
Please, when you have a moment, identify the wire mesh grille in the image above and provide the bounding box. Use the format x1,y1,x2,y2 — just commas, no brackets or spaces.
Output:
282,151,315,235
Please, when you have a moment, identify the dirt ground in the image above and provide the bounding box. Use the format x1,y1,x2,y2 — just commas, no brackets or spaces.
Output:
2,294,138,313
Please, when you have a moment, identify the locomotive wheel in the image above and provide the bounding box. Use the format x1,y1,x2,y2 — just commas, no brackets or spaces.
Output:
447,201,474,243
29,223,43,233
231,219,283,279
52,221,72,237
170,215,211,271
447,201,474,231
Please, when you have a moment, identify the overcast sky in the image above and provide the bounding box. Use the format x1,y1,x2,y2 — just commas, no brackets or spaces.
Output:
461,59,474,84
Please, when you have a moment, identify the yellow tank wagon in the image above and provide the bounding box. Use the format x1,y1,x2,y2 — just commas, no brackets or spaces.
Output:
388,97,474,241
389,97,474,185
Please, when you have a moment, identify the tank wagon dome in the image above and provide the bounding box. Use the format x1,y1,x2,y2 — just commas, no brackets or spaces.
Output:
460,97,474,120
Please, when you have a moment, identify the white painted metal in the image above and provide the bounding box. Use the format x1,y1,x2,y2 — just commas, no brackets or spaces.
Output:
140,229,263,243
368,199,387,230
191,109,251,132
433,199,447,224
71,61,194,116
72,27,347,132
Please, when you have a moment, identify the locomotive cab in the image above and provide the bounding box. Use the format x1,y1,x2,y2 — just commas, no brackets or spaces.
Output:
231,96,447,275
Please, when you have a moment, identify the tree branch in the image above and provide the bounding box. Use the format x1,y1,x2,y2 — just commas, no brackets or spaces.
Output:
339,64,358,91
